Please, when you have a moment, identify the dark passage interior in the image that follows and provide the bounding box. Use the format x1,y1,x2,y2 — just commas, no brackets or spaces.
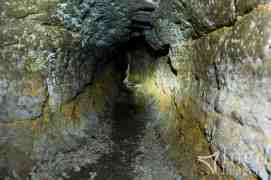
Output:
65,38,155,180
66,90,145,180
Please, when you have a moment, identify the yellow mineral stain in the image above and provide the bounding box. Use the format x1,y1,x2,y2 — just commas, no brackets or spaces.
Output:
22,73,45,97
257,3,271,11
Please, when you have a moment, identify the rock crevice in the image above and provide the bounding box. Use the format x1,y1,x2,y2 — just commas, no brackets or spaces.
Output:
1,1,271,180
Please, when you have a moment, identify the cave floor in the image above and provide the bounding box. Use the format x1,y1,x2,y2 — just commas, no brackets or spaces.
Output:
65,90,181,180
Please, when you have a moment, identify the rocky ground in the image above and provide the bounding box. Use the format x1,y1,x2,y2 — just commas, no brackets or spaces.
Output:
2,0,271,179
59,90,181,180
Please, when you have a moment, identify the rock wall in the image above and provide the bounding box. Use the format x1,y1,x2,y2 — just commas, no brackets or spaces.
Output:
1,0,271,180
124,1,271,179
0,0,121,179
148,1,271,179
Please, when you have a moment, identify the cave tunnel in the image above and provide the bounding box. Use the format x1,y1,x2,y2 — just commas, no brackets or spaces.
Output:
62,33,175,180
1,0,271,180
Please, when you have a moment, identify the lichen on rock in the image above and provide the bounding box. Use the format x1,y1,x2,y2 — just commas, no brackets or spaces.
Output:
1,0,271,180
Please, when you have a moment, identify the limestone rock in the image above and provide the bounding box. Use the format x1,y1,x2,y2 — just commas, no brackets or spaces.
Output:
170,6,271,179
1,0,271,179
0,0,115,178
179,0,271,34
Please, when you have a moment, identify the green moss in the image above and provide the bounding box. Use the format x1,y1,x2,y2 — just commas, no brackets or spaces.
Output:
5,0,57,18
236,0,259,15
167,97,214,178
25,56,48,72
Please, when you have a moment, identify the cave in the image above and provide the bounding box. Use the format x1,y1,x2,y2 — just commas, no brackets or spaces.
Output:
1,1,271,180
64,36,170,180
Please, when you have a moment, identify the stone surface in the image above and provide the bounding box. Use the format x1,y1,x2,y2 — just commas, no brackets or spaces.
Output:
1,0,271,180
179,0,271,34
166,5,271,179
126,1,271,179
80,0,161,48
0,0,94,118
0,0,116,178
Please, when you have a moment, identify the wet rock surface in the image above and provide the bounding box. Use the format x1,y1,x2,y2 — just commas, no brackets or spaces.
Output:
64,91,144,180
167,4,271,180
1,0,271,180
63,85,180,180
